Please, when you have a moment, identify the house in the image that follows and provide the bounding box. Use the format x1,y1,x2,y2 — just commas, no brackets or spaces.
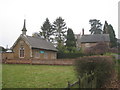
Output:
2,19,57,60
80,34,110,50
74,28,85,49
74,34,81,49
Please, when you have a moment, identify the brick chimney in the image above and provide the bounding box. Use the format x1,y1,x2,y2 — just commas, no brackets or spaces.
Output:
82,28,84,35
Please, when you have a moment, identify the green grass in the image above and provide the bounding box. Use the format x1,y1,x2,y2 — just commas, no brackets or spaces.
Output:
2,64,77,88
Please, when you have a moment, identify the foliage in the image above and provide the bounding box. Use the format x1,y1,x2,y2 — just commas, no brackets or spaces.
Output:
89,19,102,34
57,52,85,59
66,28,76,52
103,21,117,47
52,17,67,47
3,64,76,88
74,56,115,88
56,45,67,53
103,21,109,34
40,18,53,42
0,46,6,52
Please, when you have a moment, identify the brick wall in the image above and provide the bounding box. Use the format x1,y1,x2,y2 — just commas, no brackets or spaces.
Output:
3,59,75,65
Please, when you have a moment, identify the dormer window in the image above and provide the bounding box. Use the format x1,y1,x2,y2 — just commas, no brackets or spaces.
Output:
19,47,24,58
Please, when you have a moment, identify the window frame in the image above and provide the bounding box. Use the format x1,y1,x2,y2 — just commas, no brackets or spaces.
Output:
19,47,25,58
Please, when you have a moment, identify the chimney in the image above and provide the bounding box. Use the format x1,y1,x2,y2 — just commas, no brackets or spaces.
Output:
82,28,84,35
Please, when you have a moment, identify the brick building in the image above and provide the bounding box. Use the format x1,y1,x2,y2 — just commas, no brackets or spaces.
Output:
2,20,57,60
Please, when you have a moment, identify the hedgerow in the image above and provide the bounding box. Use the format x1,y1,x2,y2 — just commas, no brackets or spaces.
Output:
74,56,115,88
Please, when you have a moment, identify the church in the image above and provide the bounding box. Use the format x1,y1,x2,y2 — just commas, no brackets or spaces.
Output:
2,20,57,60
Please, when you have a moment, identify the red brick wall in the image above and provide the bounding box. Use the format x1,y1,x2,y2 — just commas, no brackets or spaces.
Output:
3,59,75,65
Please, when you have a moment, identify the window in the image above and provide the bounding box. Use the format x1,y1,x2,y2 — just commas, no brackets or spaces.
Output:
19,47,24,58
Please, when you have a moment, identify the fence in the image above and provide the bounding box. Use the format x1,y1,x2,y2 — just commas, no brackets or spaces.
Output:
66,72,96,88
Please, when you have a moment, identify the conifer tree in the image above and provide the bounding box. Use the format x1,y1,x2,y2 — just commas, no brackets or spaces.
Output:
66,28,76,52
40,18,53,42
103,21,109,34
103,21,117,47
52,17,67,47
89,19,102,34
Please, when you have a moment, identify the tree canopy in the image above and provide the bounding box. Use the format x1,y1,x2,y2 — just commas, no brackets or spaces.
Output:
65,28,76,52
103,21,117,47
40,18,53,42
89,19,102,34
52,17,67,47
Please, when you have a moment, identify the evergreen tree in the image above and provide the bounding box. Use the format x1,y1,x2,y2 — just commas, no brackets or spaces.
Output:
66,28,76,52
89,19,102,34
52,17,67,47
40,18,53,42
103,21,117,47
103,21,109,34
108,24,117,47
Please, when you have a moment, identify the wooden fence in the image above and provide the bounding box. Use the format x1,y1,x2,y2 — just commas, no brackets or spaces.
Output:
66,72,96,88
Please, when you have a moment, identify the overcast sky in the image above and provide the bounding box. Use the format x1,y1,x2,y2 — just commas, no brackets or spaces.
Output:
0,0,119,48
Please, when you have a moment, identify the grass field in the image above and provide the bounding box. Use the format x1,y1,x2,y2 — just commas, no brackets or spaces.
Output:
2,64,77,88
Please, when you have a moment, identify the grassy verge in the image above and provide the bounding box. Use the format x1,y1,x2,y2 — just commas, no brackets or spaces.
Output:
2,64,76,88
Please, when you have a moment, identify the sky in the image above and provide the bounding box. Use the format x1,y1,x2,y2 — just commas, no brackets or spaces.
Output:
0,0,119,48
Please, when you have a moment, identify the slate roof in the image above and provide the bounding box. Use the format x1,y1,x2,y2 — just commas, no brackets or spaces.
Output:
80,34,110,43
12,35,57,51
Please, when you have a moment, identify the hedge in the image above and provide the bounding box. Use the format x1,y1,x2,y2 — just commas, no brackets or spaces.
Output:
57,52,85,59
74,56,115,88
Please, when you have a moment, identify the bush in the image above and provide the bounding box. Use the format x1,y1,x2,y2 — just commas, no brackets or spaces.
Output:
74,56,115,88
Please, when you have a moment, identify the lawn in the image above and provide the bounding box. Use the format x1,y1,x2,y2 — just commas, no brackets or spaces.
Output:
2,64,77,88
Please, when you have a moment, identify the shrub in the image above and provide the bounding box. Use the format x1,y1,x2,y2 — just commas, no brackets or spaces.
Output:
74,56,115,88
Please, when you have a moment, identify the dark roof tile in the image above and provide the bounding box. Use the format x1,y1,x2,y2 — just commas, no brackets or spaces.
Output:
80,34,110,43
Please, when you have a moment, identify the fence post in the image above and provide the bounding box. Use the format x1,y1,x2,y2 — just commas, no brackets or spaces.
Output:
68,81,70,88
78,78,80,88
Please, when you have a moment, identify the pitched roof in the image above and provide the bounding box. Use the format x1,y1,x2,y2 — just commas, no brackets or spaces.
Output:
12,35,57,51
80,34,110,43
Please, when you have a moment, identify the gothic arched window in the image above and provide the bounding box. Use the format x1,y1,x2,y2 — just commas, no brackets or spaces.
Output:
19,47,24,58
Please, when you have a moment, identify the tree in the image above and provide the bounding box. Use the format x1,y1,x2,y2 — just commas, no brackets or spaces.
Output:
40,18,53,42
108,24,117,47
65,28,76,52
52,17,67,48
103,21,109,34
103,21,117,47
89,19,102,34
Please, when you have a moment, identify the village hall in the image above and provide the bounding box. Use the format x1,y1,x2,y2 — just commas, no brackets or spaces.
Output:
2,19,57,60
